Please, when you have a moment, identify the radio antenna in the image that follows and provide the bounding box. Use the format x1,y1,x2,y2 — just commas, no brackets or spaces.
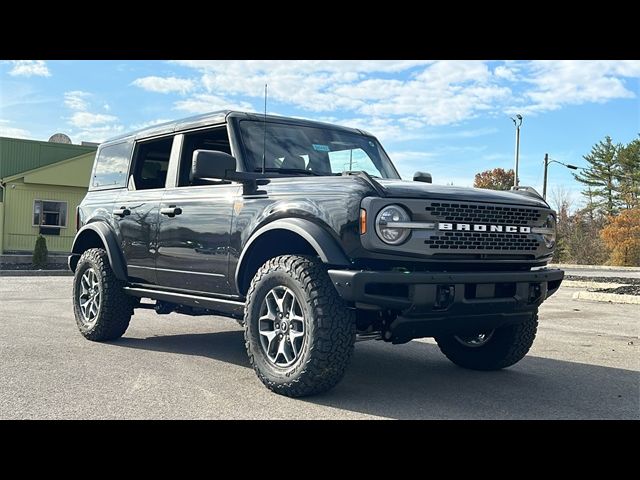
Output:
261,83,267,175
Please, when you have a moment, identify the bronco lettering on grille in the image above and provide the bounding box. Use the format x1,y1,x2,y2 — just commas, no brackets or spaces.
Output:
438,223,531,233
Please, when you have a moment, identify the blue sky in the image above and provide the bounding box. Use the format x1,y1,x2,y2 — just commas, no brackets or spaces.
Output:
1,60,638,207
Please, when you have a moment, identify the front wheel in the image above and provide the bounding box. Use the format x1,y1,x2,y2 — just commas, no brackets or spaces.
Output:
244,255,355,397
435,311,538,371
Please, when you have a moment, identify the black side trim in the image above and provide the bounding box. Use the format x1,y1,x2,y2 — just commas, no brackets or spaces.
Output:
123,287,244,317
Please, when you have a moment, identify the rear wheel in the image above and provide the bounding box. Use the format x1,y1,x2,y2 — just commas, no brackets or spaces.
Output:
435,311,538,370
244,255,355,397
72,248,134,341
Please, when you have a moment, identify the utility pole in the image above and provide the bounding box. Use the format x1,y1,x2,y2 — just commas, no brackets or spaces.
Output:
511,114,523,187
543,153,549,199
542,153,578,200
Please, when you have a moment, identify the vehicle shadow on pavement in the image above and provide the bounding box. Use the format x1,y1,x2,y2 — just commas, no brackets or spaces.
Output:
113,330,638,420
115,330,251,367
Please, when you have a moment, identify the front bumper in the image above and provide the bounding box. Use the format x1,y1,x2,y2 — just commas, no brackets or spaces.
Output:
327,268,564,342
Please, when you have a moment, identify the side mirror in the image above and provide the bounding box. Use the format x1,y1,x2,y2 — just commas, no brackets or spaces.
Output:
191,149,237,182
413,171,432,184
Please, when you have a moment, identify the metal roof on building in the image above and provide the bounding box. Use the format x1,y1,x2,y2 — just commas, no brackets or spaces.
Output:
0,137,97,180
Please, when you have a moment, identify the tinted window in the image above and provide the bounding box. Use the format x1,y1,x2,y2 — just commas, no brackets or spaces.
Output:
92,140,133,189
238,121,399,179
130,137,173,190
178,127,232,187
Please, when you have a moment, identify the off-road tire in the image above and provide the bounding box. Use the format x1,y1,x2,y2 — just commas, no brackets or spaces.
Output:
73,248,134,341
435,311,538,371
244,255,355,397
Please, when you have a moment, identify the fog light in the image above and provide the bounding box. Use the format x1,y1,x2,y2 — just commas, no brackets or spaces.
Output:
435,285,455,309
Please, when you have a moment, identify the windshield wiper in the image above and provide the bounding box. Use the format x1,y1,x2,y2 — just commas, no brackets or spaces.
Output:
254,168,322,176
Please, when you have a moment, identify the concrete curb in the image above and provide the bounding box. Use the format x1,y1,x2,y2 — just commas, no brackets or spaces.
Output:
0,270,72,277
562,280,630,289
572,291,640,304
550,263,640,271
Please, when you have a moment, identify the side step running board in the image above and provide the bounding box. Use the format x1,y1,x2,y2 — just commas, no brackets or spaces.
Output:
123,287,245,317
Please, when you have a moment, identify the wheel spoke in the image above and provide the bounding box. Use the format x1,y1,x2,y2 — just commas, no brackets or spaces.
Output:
273,288,287,313
81,273,91,291
290,330,304,341
259,330,277,354
277,339,290,363
257,285,306,368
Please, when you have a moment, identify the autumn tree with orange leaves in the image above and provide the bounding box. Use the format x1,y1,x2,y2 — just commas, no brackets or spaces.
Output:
473,168,515,191
600,208,640,266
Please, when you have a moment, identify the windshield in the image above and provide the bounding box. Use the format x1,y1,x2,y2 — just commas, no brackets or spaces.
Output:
238,120,400,179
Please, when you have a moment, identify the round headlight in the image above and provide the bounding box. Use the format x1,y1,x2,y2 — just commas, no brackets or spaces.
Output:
543,213,556,248
375,205,411,245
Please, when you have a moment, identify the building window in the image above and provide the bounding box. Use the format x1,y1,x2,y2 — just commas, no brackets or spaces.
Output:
33,200,67,228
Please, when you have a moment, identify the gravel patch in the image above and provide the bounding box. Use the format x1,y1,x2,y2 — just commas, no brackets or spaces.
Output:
565,275,640,286
591,285,640,296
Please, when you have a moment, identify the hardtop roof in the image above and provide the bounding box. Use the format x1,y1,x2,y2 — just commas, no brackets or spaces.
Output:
103,110,372,145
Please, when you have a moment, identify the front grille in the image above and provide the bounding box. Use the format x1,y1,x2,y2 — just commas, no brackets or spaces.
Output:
425,231,541,251
427,202,541,225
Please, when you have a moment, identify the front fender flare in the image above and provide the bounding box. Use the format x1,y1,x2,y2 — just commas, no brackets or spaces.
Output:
235,218,351,292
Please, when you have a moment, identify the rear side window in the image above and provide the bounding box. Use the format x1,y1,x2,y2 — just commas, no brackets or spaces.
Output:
91,140,133,189
129,136,174,190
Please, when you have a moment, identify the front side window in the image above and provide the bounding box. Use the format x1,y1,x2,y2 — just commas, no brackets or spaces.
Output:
92,140,133,189
33,200,67,227
177,127,232,187
238,121,400,179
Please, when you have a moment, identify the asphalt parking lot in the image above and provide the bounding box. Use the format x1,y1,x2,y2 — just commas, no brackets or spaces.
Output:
1,276,638,419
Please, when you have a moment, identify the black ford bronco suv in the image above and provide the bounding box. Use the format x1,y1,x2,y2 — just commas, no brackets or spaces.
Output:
69,111,563,397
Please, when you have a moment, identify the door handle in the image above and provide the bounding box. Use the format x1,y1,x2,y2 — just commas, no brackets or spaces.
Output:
113,207,130,217
160,206,182,217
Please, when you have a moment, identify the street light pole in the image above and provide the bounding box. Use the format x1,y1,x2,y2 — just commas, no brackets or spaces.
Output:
542,153,579,200
511,114,523,187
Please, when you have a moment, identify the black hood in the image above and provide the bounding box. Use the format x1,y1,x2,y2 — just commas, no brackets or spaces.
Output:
376,179,549,208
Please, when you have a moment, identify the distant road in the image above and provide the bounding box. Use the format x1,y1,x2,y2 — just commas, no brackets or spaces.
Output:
559,267,640,280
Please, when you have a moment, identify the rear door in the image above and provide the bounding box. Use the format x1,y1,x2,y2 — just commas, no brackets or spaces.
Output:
114,135,175,285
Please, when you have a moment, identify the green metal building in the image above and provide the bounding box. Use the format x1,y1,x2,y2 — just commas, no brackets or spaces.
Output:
0,137,97,254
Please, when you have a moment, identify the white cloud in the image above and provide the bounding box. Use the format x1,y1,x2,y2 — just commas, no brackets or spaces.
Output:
69,111,118,128
62,90,123,142
132,76,195,94
509,60,640,114
0,119,33,139
494,65,517,81
174,94,253,114
170,61,513,127
8,60,51,77
129,118,172,130
64,91,91,111
73,124,125,143
166,60,640,129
